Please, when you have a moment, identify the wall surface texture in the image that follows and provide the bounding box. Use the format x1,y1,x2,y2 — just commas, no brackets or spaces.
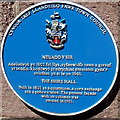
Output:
0,1,120,119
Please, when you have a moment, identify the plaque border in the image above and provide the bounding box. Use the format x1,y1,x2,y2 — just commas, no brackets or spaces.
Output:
1,1,119,116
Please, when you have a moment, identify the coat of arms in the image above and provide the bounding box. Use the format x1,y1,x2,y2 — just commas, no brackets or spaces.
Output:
45,12,67,50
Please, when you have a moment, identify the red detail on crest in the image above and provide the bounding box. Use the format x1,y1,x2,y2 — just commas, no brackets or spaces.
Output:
53,37,60,45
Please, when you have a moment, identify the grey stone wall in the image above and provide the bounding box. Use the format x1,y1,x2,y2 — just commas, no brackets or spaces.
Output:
0,1,120,119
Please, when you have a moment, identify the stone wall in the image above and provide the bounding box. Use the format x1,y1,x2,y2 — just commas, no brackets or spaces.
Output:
0,1,120,119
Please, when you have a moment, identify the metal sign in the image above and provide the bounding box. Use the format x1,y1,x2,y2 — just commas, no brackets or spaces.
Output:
1,1,119,116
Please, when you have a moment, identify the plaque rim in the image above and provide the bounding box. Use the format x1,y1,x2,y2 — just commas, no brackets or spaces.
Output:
1,0,119,116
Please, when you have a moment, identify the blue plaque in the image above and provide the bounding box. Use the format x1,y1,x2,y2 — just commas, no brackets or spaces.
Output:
1,1,119,116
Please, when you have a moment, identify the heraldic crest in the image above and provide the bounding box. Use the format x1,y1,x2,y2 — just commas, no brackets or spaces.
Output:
45,12,67,50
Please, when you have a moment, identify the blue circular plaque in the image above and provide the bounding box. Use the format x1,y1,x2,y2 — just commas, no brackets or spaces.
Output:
1,1,119,116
